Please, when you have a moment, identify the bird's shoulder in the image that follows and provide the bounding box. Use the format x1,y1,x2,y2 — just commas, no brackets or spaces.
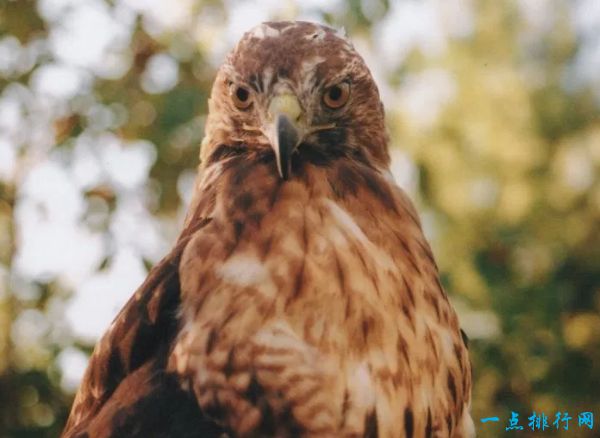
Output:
61,214,215,437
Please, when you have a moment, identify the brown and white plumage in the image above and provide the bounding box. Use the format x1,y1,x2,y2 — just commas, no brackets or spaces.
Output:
63,21,474,438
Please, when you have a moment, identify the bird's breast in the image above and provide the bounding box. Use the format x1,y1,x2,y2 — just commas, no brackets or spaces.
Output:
184,181,409,352
172,160,470,437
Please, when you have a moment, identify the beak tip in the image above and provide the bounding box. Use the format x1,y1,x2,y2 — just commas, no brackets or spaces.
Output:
276,160,290,180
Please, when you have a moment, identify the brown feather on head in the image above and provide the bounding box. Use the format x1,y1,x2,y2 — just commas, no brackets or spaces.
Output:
200,21,390,178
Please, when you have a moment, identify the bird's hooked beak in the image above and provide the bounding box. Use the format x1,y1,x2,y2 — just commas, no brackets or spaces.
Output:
267,94,302,180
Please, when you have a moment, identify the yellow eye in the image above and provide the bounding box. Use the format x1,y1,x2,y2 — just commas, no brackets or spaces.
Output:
231,85,252,109
323,82,350,109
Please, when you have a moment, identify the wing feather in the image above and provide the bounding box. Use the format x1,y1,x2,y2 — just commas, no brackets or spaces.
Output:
61,214,223,437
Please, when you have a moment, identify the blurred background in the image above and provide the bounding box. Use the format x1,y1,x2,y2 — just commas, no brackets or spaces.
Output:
0,0,599,437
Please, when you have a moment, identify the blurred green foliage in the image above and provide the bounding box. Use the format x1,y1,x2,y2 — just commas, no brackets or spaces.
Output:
0,1,599,437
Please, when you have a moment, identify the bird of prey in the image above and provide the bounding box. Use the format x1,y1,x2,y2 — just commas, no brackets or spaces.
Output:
62,21,474,438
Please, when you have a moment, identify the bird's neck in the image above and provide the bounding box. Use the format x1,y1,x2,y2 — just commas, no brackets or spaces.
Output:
190,143,399,233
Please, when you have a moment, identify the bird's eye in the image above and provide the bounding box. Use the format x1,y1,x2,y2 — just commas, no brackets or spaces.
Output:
323,82,350,109
231,85,252,109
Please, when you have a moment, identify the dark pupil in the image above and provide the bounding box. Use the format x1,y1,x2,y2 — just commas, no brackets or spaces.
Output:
328,86,342,101
236,87,249,102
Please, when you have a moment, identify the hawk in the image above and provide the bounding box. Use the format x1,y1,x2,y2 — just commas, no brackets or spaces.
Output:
62,21,474,438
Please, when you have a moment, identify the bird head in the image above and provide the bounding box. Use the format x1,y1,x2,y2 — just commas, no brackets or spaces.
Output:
201,21,389,179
